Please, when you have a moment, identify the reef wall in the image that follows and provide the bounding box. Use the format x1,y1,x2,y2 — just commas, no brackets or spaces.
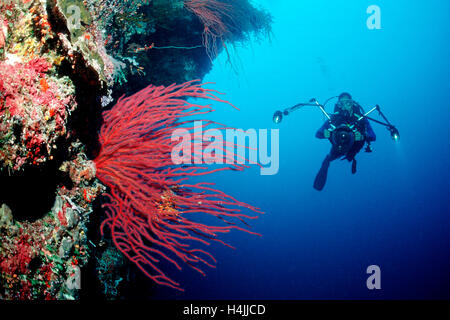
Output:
0,0,271,299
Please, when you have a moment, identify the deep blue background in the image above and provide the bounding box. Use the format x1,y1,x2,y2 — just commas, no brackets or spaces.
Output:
151,0,450,299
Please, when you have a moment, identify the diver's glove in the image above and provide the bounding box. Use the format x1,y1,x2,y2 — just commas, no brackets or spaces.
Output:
324,129,331,138
354,131,364,141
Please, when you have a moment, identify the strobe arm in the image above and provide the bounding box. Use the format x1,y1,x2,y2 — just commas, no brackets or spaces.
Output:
273,99,321,124
310,98,336,130
355,104,400,141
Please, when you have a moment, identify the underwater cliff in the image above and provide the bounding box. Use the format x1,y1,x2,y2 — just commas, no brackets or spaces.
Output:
0,0,271,300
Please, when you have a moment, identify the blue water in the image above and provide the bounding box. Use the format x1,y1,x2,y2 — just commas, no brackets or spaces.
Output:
152,0,450,299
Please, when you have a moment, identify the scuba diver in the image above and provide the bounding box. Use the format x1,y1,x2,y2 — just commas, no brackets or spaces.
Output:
272,92,399,191
313,93,376,191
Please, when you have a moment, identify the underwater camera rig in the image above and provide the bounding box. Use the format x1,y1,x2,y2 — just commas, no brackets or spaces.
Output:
272,96,400,152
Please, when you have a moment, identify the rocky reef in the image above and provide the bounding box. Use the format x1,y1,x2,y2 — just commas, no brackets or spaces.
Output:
0,0,271,299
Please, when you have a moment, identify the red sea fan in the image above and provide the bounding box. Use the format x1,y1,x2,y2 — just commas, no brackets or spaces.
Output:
94,80,261,291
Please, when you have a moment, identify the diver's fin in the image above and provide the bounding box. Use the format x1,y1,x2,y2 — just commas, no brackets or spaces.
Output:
314,155,331,191
351,159,357,174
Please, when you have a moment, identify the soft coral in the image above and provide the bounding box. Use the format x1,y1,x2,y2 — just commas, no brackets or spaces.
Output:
0,56,74,169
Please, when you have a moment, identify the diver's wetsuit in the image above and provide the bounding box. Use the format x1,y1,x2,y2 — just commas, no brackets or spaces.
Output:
313,112,376,190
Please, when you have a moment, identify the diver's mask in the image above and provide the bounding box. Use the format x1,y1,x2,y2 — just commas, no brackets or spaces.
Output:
337,98,355,117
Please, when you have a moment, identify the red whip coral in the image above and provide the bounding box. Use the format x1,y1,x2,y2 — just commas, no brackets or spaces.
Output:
184,0,272,61
184,0,234,60
95,80,261,290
